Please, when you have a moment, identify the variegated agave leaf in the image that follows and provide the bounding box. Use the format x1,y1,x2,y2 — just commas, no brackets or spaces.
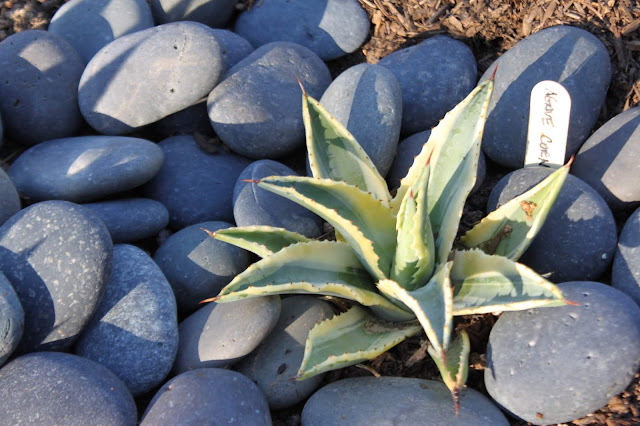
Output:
450,249,568,316
459,159,571,261
258,176,396,281
297,305,421,380
391,80,494,266
204,226,310,258
215,240,412,321
302,88,391,205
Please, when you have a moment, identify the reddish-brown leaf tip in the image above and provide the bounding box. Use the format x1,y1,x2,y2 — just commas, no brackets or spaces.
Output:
241,179,261,184
564,299,580,306
201,228,216,238
199,296,219,304
490,65,498,81
297,77,307,96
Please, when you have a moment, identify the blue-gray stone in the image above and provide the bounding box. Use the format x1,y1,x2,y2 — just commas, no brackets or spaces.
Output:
302,377,509,425
79,22,226,135
320,63,402,177
233,160,324,238
173,296,281,374
8,135,164,203
83,198,169,243
0,167,20,226
0,352,136,425
479,25,612,169
143,135,251,228
143,99,213,141
488,167,616,283
74,244,178,396
0,201,112,353
141,368,271,425
234,0,369,61
386,129,486,194
235,295,334,410
48,0,154,63
613,207,640,305
0,272,23,367
572,106,640,212
485,281,640,424
379,35,477,135
210,29,254,69
208,42,332,159
150,0,236,28
0,30,84,146
153,221,251,314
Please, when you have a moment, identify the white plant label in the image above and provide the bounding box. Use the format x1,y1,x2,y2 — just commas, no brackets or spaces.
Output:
524,80,571,168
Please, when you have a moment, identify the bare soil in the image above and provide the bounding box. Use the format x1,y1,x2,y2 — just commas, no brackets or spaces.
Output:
1,0,639,424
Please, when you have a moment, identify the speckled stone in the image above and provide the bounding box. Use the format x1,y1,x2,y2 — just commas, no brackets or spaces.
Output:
0,167,20,226
9,135,164,203
487,166,617,283
233,160,324,238
0,272,23,367
153,221,251,315
234,0,369,61
613,207,640,305
378,35,477,135
150,0,236,28
208,42,332,159
386,129,486,194
485,281,640,424
572,107,640,212
0,30,84,145
173,296,281,374
143,134,251,229
79,22,226,135
48,0,154,63
210,29,254,69
0,352,137,425
0,201,112,353
479,25,612,169
83,198,169,243
74,244,178,396
235,295,334,410
302,377,509,425
141,368,271,425
319,63,402,177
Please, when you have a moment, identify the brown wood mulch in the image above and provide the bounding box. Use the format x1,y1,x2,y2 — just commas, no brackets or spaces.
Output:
0,0,639,425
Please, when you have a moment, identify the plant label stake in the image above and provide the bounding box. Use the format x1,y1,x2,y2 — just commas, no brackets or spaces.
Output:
524,81,571,169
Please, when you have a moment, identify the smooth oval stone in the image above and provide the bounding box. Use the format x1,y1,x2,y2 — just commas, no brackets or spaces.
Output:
235,0,369,61
572,107,640,212
485,281,640,424
74,244,178,396
235,295,334,410
143,135,251,229
143,99,213,141
83,198,169,243
0,200,112,353
154,221,251,314
386,129,486,194
150,0,236,28
302,377,508,425
173,296,281,374
233,160,324,238
141,368,271,425
48,0,154,63
320,64,402,177
9,135,164,203
379,35,477,135
0,352,136,425
0,272,23,367
0,167,20,226
208,42,332,159
488,167,617,283
210,29,254,69
613,206,640,305
79,22,226,135
479,25,611,169
0,30,84,146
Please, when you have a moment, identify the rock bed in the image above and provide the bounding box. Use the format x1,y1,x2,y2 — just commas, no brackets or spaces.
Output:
0,0,638,425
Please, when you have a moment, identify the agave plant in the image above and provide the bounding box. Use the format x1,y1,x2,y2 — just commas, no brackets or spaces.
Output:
202,76,573,410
